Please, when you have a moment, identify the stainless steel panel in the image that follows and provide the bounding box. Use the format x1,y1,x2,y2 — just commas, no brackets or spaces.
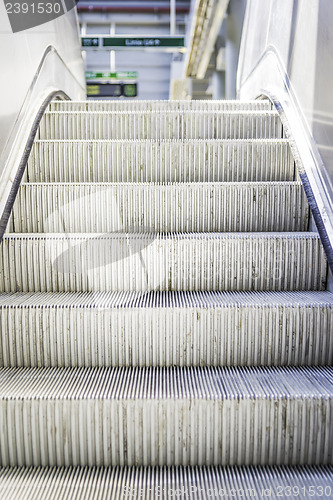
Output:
238,0,333,269
0,3,85,233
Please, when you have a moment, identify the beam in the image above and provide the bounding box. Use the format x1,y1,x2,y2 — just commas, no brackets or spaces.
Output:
184,0,229,79
170,0,176,35
196,0,229,78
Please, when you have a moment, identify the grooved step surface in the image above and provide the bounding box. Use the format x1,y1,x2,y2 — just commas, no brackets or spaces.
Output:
0,366,332,466
1,97,332,477
11,182,309,234
0,465,332,500
0,291,332,368
28,139,294,183
0,233,326,293
49,99,273,112
38,111,284,140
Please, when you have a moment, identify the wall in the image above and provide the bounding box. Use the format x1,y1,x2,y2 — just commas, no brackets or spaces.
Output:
225,0,247,98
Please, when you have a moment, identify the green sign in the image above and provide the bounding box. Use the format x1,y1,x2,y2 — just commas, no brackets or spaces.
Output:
103,37,185,48
85,71,138,80
82,37,99,47
82,36,185,49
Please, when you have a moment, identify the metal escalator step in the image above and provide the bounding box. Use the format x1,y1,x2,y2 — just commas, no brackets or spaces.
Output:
28,139,294,183
0,365,332,466
0,233,326,293
38,111,284,140
0,465,332,500
11,182,309,234
0,291,332,367
48,99,273,112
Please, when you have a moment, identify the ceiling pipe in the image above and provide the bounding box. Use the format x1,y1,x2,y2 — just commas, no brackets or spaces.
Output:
77,3,190,14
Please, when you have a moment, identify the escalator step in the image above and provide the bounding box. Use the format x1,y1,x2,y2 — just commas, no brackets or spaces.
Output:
28,139,294,183
48,99,273,112
0,365,332,466
0,465,332,499
38,111,284,140
11,182,308,234
0,290,332,368
0,233,326,293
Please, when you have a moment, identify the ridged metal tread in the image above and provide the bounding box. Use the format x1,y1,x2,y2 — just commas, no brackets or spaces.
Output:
38,111,284,140
0,290,332,367
48,99,273,112
0,233,326,293
2,99,331,477
0,366,332,466
0,465,332,499
11,182,309,233
28,139,295,183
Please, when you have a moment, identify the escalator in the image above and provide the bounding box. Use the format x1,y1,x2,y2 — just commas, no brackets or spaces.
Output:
0,99,332,497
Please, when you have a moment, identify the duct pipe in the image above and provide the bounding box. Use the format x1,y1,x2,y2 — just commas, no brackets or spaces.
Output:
77,2,190,14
